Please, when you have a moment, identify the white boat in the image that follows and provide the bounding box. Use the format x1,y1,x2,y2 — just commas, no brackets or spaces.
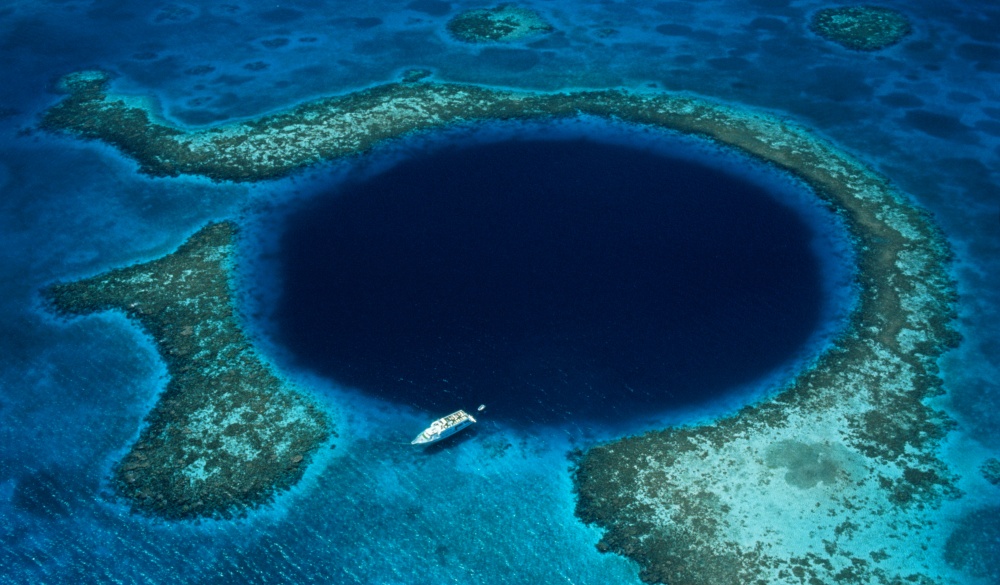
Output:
411,409,477,445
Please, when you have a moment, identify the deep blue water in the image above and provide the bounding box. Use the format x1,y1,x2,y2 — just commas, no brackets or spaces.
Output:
276,138,822,425
1,1,997,584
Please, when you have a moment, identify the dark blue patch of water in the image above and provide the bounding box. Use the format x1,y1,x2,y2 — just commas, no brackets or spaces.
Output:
274,138,823,426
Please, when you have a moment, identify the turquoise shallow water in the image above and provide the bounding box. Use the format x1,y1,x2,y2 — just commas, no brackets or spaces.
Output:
1,1,997,583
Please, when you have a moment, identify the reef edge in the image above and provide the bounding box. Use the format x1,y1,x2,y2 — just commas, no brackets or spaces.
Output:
44,222,331,520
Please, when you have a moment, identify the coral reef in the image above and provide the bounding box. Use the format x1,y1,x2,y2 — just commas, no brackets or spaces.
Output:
944,506,1000,581
44,223,330,520
401,68,433,83
42,70,960,580
44,70,548,182
981,457,1000,485
572,105,959,582
810,5,911,51
445,4,553,43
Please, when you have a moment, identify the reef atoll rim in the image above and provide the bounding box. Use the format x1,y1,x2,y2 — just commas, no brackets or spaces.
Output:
446,4,553,43
44,222,331,520
42,70,960,582
810,5,912,51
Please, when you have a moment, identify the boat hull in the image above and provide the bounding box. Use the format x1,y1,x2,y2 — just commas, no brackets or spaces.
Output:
411,410,477,445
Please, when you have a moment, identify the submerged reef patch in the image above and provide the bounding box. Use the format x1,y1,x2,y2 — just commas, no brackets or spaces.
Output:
981,457,1000,485
446,4,552,43
571,106,960,582
944,506,1000,581
810,5,912,51
44,223,330,520
400,68,433,83
42,70,959,581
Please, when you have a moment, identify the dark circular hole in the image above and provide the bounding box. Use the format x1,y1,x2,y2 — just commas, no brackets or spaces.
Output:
273,137,825,426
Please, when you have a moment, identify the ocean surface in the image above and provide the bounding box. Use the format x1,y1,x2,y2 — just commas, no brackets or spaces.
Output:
0,1,997,584
271,135,835,425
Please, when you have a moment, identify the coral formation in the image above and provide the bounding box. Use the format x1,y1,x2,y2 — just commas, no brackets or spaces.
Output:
446,4,552,43
944,506,1000,581
810,5,911,51
981,457,1000,485
44,223,330,520
42,70,959,580
572,109,959,582
401,68,433,83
